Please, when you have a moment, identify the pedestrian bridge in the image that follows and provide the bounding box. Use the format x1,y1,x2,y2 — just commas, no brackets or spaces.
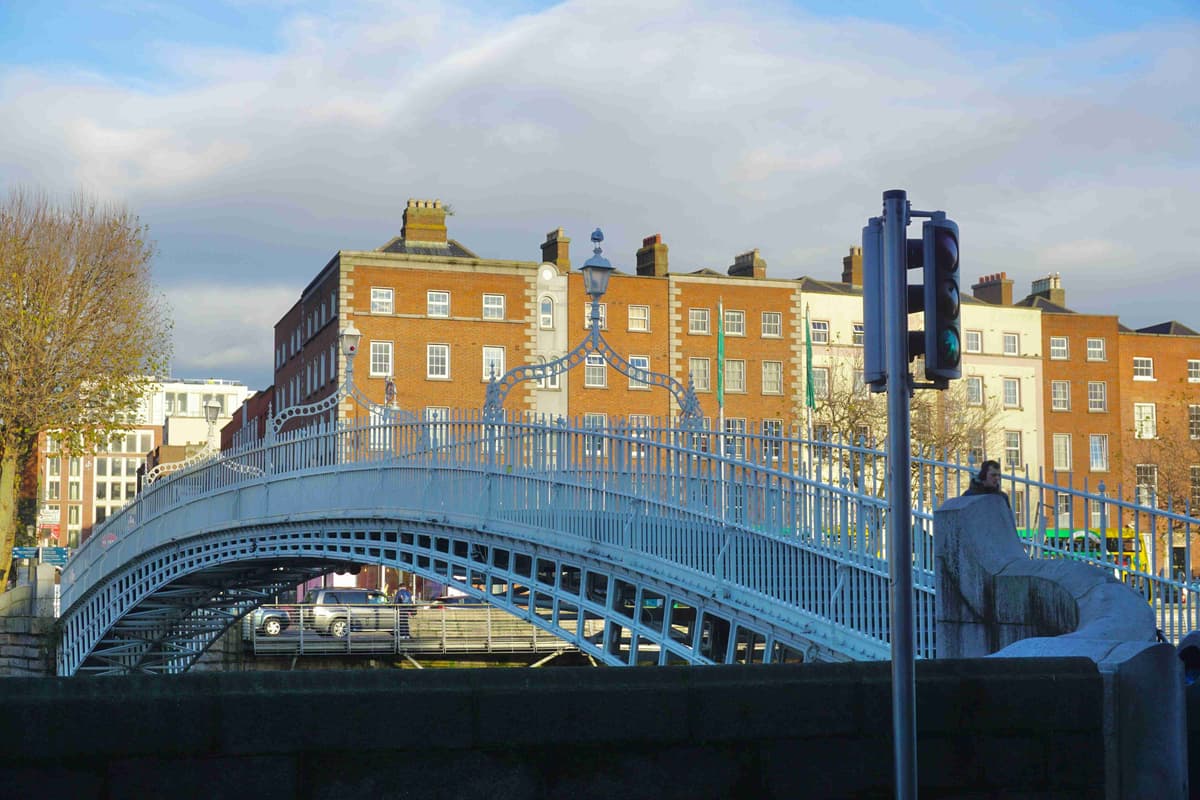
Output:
61,412,946,676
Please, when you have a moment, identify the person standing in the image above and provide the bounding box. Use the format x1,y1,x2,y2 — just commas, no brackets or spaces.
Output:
394,585,414,638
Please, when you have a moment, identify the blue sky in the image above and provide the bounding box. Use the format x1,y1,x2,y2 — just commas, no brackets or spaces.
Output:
1,0,1198,388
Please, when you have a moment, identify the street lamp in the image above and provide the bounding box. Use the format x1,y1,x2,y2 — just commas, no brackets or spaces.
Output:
483,227,700,425
203,399,220,451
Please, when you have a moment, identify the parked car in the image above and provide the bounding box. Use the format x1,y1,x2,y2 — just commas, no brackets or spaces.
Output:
302,588,393,638
251,605,294,637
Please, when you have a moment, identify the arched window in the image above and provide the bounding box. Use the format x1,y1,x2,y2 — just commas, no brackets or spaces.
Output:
540,297,555,329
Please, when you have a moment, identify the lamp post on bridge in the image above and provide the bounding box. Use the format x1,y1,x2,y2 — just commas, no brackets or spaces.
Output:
483,228,702,426
203,398,221,452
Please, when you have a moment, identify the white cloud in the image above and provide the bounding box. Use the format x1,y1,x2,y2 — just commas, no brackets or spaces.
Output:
1,0,1197,383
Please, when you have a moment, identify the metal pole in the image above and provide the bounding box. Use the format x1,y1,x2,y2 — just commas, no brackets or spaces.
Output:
882,188,917,799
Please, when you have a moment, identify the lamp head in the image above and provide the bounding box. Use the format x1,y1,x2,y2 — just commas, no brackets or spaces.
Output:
580,227,613,299
341,321,362,358
203,399,220,425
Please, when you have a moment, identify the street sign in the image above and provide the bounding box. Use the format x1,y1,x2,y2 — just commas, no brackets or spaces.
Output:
12,547,38,559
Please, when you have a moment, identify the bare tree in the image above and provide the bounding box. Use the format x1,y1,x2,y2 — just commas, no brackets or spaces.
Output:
0,189,171,582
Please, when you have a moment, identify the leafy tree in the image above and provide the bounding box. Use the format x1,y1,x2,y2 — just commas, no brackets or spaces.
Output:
0,189,171,583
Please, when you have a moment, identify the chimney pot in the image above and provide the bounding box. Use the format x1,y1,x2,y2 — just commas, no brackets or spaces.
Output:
636,233,669,277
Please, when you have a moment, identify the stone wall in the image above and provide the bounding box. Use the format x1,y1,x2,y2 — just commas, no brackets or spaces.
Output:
0,564,58,677
0,659,1105,799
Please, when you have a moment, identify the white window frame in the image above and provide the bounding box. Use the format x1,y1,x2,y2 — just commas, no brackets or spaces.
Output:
724,309,745,336
628,305,650,332
1133,357,1154,380
1087,338,1106,361
725,359,746,393
811,366,829,399
582,302,608,330
1052,433,1072,472
761,361,783,395
482,346,505,381
582,413,607,457
540,297,554,329
1135,464,1158,507
1049,336,1068,360
628,355,650,390
1088,381,1107,412
1002,377,1020,408
689,308,710,335
1134,403,1157,439
370,287,394,315
690,357,711,391
852,322,864,346
965,330,982,354
584,354,607,388
1190,405,1200,440
426,344,450,380
1089,434,1109,471
762,419,783,461
427,290,450,318
761,312,782,338
811,320,830,344
965,376,983,406
1050,380,1071,411
482,294,505,320
1189,360,1200,383
1003,333,1019,356
369,341,393,377
1004,431,1022,470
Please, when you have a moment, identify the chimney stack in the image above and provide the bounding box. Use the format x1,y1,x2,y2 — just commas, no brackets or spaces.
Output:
728,249,767,279
842,246,863,286
541,228,571,271
636,234,669,277
401,199,448,245
1029,273,1066,306
971,271,1013,305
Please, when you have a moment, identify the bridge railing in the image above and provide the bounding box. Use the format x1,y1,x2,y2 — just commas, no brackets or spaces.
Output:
70,410,1200,649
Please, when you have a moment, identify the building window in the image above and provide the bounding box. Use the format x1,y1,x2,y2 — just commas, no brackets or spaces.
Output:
540,297,554,329
1089,434,1109,471
724,310,745,336
582,413,607,457
1191,466,1200,510
369,341,392,377
811,367,829,399
47,481,60,500
68,482,80,501
584,354,607,388
1188,360,1200,383
1049,336,1068,360
723,418,747,459
690,358,711,391
965,330,982,354
761,312,782,338
483,294,505,320
852,323,864,346
427,291,450,318
1134,403,1157,439
536,357,561,390
47,457,60,477
966,376,983,406
1050,380,1071,411
1135,464,1158,507
1003,333,1019,356
582,302,607,329
370,287,393,314
164,392,188,415
1087,381,1107,412
1004,431,1022,470
762,419,783,461
1002,378,1020,408
1133,357,1154,380
761,361,783,395
427,344,449,379
1052,434,1072,472
725,360,745,393
1191,405,1200,439
689,308,710,335
1087,338,1106,361
811,320,830,344
482,346,505,380
628,355,650,390
628,305,649,332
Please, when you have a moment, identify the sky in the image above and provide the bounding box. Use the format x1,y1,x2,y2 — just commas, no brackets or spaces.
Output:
1,0,1197,390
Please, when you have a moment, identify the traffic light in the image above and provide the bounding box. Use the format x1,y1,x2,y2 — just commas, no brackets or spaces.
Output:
921,216,961,385
862,217,886,390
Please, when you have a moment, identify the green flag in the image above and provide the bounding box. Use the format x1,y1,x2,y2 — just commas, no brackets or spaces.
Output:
805,305,815,410
716,299,725,408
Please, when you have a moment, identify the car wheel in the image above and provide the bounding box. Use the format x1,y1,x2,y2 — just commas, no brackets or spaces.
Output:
329,618,349,638
262,617,283,637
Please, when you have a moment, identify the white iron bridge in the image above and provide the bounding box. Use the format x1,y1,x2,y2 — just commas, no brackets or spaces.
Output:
59,413,942,676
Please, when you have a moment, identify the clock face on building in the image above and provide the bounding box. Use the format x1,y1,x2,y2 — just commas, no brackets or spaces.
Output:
541,266,555,281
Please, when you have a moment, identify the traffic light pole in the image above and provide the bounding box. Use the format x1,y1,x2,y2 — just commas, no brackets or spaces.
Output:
882,189,918,800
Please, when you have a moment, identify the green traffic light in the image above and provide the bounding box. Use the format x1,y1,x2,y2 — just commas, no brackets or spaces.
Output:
940,328,961,367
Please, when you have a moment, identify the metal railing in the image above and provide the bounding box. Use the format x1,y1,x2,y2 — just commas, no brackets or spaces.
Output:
71,409,1200,652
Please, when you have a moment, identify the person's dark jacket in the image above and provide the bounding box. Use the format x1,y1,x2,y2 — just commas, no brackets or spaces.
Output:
963,477,1011,506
